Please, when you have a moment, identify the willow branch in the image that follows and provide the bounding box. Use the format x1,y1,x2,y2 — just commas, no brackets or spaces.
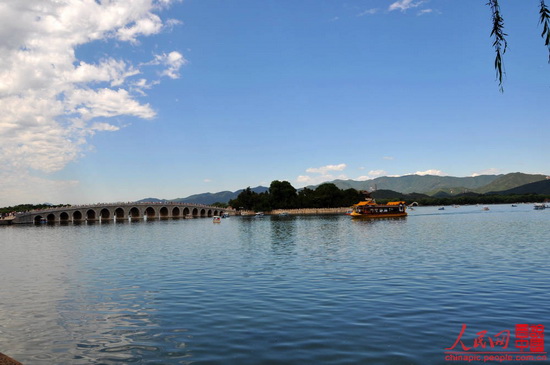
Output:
487,0,508,92
540,0,550,62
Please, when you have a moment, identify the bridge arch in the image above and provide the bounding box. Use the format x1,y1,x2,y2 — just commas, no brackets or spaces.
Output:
60,212,69,222
47,213,56,223
200,209,206,217
100,208,110,220
160,207,169,218
115,207,124,219
129,207,140,218
34,215,44,224
145,207,156,219
183,207,190,217
172,207,180,217
73,211,83,221
86,209,96,220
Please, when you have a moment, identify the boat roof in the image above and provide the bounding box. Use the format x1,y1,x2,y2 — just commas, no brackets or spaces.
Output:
354,201,406,207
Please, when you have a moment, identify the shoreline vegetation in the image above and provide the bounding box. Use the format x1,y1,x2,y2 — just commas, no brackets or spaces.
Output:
2,181,549,216
226,181,550,213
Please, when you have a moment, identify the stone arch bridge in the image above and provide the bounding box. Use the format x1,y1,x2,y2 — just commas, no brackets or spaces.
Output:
13,202,233,224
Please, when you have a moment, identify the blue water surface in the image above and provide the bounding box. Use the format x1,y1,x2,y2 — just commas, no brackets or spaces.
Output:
1,204,548,364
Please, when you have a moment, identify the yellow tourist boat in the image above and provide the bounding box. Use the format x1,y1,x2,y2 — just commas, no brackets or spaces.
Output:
349,191,407,218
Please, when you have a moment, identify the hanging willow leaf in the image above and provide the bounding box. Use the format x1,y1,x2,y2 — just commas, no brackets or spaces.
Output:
540,0,550,62
487,0,508,92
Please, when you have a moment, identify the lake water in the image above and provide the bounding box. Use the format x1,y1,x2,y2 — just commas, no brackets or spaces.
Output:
1,204,548,364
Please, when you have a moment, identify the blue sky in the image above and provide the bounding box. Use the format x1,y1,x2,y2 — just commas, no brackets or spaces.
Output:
0,0,548,205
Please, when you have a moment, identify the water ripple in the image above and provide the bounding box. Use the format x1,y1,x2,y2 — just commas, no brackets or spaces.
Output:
1,205,548,364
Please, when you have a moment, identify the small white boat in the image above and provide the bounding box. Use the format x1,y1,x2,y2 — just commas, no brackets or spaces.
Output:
534,203,546,210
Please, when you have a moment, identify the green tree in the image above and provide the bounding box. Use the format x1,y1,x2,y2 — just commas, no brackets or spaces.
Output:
229,187,257,210
312,183,343,208
211,202,228,208
269,180,297,209
253,192,272,212
296,187,315,208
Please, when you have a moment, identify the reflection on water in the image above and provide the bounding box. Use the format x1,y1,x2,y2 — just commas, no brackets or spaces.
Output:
1,205,549,364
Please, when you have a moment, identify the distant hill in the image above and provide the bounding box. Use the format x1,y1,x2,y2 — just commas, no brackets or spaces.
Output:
475,173,547,193
170,191,236,205
136,173,548,205
316,174,499,194
371,189,430,200
136,197,168,203
137,186,268,205
317,173,546,196
489,179,550,195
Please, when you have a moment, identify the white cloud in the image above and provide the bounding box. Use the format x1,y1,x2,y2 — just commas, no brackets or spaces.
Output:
355,170,388,181
388,0,425,12
414,169,446,176
471,168,502,177
297,164,348,186
417,9,433,16
368,169,388,177
0,168,80,206
157,51,188,79
66,88,156,120
70,59,140,87
358,8,378,16
117,13,163,43
383,156,395,160
296,173,348,186
306,163,347,174
90,122,120,132
0,0,184,204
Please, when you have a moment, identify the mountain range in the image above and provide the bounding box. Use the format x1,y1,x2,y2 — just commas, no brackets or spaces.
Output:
137,172,549,205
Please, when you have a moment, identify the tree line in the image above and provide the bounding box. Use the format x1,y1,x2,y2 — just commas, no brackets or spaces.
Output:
0,203,69,215
228,181,362,212
227,180,550,212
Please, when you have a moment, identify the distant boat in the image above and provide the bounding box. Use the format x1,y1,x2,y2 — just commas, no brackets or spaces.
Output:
511,204,517,207
438,207,445,211
255,212,265,217
278,212,289,216
534,203,546,210
482,206,490,211
213,216,221,223
221,213,230,218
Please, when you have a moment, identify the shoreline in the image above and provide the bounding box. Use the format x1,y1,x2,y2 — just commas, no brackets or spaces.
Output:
239,207,350,216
